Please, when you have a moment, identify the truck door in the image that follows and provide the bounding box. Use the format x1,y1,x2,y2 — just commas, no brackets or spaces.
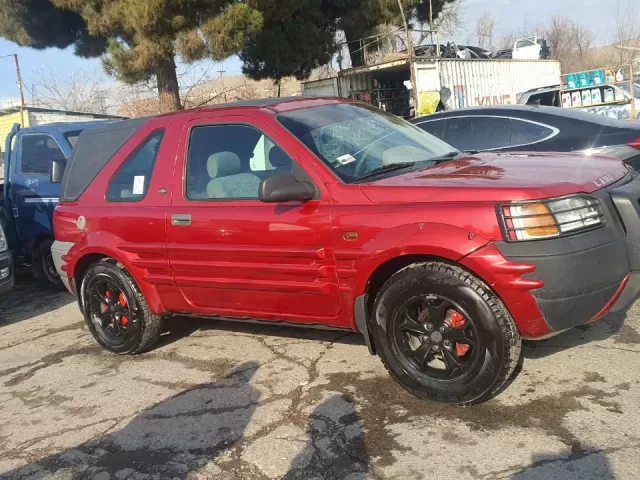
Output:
11,131,70,255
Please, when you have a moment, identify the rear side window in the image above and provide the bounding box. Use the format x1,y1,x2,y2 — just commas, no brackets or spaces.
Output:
20,134,66,176
106,129,164,202
470,117,513,150
64,131,84,148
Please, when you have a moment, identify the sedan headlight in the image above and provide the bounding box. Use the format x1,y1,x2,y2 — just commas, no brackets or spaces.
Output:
0,225,7,253
500,195,603,241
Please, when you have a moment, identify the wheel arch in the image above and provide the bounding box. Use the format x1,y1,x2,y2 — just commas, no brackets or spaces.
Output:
71,246,167,317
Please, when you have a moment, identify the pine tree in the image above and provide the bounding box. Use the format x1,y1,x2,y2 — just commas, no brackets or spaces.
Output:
0,0,263,111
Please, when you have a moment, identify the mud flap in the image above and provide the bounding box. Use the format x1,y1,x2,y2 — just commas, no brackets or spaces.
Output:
354,294,376,355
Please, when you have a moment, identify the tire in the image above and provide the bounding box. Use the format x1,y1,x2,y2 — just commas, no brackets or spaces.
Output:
37,238,63,288
373,261,521,405
80,259,163,354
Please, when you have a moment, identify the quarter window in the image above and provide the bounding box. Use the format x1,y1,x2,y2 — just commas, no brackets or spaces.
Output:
20,134,65,176
508,119,556,143
106,129,164,202
186,124,293,200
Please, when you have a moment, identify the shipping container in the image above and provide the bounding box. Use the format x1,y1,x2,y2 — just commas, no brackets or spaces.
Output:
301,77,341,97
301,58,561,116
418,59,561,110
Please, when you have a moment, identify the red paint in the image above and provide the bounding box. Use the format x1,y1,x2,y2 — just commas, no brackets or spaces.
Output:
54,98,627,339
588,273,630,323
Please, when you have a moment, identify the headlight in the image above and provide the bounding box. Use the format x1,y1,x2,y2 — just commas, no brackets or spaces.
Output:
0,225,7,253
500,195,603,241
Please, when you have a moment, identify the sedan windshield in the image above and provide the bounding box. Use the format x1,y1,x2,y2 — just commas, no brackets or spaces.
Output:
277,103,457,183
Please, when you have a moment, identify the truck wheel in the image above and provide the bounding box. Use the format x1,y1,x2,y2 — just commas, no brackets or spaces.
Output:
373,262,521,405
38,238,63,288
80,259,163,354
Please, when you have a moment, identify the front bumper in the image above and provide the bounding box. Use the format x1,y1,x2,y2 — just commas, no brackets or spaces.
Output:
0,250,14,293
490,174,640,337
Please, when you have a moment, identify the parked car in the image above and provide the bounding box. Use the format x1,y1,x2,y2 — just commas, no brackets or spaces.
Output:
2,121,113,287
516,83,640,120
52,98,640,405
411,105,640,169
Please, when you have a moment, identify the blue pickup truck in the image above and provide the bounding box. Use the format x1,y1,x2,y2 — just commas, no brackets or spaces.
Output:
2,121,112,287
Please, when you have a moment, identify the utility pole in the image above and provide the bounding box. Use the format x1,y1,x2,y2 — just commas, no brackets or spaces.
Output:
0,54,26,125
397,0,418,115
217,69,227,102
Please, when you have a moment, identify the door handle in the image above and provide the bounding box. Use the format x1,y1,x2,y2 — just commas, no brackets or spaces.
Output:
171,214,191,226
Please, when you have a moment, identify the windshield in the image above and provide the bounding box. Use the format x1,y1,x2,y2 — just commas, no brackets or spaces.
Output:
277,103,456,183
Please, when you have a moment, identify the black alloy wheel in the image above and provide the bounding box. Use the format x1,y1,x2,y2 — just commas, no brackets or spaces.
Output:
391,294,480,381
373,262,522,405
81,259,164,354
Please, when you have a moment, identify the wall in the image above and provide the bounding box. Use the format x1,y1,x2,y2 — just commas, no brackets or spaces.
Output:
27,110,108,127
0,111,28,155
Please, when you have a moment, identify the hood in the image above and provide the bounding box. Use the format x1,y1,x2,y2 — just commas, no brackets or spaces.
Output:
360,152,629,204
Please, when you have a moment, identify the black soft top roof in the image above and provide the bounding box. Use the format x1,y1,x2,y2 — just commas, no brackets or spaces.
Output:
60,117,150,202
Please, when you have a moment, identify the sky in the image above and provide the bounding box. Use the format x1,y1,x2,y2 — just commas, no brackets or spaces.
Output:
0,0,628,103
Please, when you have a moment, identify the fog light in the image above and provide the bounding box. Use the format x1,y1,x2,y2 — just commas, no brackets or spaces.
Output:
0,268,9,279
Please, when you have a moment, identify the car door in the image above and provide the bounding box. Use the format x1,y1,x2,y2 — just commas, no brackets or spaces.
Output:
12,131,69,255
166,114,341,322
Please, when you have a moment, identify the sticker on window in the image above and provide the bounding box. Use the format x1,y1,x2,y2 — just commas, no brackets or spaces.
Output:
336,154,356,165
133,176,145,195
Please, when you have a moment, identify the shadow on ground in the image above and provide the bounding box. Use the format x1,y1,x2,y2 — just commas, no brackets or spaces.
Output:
511,447,614,479
2,362,371,480
2,362,261,479
0,272,73,328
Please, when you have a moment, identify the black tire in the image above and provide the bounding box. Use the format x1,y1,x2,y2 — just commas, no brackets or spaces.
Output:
37,238,63,288
80,259,163,354
373,261,521,405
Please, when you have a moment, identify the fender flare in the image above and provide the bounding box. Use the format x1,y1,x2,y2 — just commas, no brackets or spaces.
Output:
68,232,167,315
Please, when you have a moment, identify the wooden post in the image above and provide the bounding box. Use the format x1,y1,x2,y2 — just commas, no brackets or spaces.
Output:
397,0,418,116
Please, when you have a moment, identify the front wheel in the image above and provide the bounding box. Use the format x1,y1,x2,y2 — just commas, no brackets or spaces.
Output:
80,259,163,354
373,262,521,405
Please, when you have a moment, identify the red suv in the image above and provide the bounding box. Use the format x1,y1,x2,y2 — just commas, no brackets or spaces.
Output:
52,97,640,404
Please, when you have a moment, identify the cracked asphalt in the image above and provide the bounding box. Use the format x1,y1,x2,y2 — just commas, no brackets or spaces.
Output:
2,275,640,479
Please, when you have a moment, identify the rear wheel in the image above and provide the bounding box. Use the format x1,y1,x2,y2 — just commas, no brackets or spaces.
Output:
373,262,521,405
37,238,63,288
80,259,163,354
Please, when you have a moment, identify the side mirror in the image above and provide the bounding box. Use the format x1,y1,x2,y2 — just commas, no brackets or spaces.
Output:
259,173,313,203
50,158,66,184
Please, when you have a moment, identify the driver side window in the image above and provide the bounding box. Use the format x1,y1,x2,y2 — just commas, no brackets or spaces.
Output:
106,129,164,202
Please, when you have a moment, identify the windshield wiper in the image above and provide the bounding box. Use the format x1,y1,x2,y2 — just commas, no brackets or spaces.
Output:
355,162,416,182
428,151,463,164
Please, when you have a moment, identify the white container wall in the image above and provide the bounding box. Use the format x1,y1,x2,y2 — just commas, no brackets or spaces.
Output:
417,59,561,110
301,77,340,97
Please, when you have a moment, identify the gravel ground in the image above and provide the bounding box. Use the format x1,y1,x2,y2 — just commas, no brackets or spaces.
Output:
1,274,640,479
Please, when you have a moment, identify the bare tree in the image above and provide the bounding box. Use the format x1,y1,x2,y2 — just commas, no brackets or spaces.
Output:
614,0,640,66
475,12,495,50
498,16,596,72
416,0,466,45
27,68,112,113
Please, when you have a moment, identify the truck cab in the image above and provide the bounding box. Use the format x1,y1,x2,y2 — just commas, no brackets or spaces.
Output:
3,121,111,285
